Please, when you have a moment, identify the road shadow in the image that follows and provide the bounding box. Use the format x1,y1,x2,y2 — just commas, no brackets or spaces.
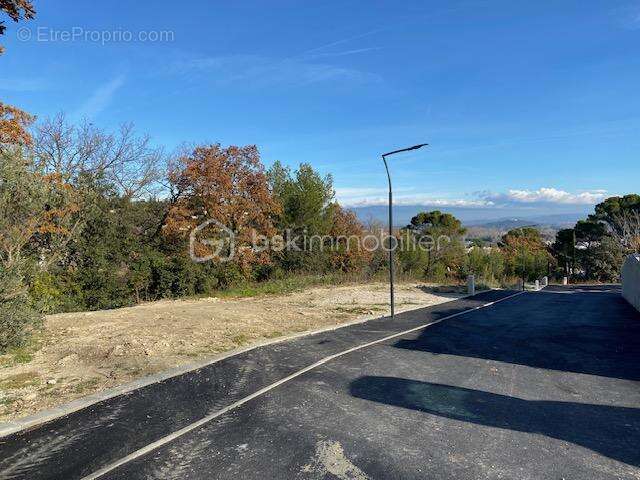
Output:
350,376,640,467
416,285,467,299
394,288,640,381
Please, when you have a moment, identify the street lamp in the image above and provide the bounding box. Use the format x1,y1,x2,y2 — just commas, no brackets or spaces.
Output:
517,226,527,291
382,143,429,318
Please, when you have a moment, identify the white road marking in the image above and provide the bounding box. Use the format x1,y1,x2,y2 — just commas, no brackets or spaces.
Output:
81,291,525,480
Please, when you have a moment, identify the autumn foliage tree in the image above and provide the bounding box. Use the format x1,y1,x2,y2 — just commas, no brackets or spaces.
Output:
0,0,35,55
164,144,280,275
1,3,37,151
327,203,372,272
0,102,34,148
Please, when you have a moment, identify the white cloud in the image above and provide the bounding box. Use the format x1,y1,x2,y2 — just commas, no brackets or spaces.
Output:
72,75,125,120
335,187,389,198
305,47,382,60
339,186,608,208
612,5,640,29
339,193,493,208
356,197,492,207
172,54,381,87
0,78,48,92
482,188,608,205
299,28,385,57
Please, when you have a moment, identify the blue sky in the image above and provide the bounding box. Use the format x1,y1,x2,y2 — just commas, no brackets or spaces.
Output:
2,0,639,220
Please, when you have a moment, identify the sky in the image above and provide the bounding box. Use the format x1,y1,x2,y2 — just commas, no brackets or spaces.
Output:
1,0,639,221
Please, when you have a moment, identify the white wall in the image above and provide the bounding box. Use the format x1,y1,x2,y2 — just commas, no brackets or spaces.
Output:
622,254,640,312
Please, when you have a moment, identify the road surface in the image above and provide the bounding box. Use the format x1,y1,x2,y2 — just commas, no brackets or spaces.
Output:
1,285,639,479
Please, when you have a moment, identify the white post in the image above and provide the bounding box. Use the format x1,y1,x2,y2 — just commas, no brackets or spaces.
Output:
563,276,568,285
467,274,475,296
535,279,540,291
622,254,640,312
542,276,548,287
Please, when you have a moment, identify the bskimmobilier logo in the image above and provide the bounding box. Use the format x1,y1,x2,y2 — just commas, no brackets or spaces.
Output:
189,219,235,263
189,218,451,264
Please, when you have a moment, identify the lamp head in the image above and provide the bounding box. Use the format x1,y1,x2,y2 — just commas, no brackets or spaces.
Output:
408,143,429,150
382,143,429,157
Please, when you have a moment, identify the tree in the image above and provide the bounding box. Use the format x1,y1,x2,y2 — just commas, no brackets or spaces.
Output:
0,147,78,351
267,161,336,271
0,260,41,351
610,210,640,253
552,228,576,276
591,195,640,225
33,115,163,198
574,220,606,247
326,203,371,272
589,195,640,244
465,247,505,287
268,161,334,235
500,227,552,282
0,102,34,148
582,236,626,282
408,210,466,237
573,220,607,279
550,196,640,282
0,148,80,271
0,0,35,55
165,144,280,275
401,211,467,281
53,196,174,310
0,3,36,160
587,195,640,270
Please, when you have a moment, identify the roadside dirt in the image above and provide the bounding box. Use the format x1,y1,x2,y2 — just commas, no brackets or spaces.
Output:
0,282,462,422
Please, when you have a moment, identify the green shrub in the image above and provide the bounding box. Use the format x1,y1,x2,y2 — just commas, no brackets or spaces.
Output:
0,264,42,353
0,298,42,352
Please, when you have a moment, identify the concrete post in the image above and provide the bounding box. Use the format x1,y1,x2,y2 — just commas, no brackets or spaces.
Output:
535,279,540,291
563,276,568,285
467,274,475,296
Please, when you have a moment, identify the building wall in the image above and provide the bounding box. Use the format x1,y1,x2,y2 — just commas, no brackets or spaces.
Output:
622,254,640,312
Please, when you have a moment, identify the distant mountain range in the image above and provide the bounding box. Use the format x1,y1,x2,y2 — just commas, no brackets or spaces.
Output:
349,204,586,229
464,214,584,229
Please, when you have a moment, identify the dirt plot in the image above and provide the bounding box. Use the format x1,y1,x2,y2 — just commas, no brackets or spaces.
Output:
0,282,462,422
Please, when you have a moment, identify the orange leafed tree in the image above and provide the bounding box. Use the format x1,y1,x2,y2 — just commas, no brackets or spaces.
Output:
164,144,281,272
0,102,34,147
327,203,372,272
1,3,36,147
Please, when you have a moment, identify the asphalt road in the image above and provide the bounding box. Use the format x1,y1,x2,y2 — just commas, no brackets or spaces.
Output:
1,286,639,479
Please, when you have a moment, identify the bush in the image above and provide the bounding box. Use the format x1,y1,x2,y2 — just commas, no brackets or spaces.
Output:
0,264,42,352
465,247,505,287
0,298,42,352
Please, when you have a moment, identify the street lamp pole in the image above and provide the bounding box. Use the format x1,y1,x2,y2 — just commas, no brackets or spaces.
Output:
520,227,526,291
381,143,428,318
522,246,526,291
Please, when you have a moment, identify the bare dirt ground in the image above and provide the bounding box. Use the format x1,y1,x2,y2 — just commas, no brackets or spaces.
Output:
0,282,463,422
